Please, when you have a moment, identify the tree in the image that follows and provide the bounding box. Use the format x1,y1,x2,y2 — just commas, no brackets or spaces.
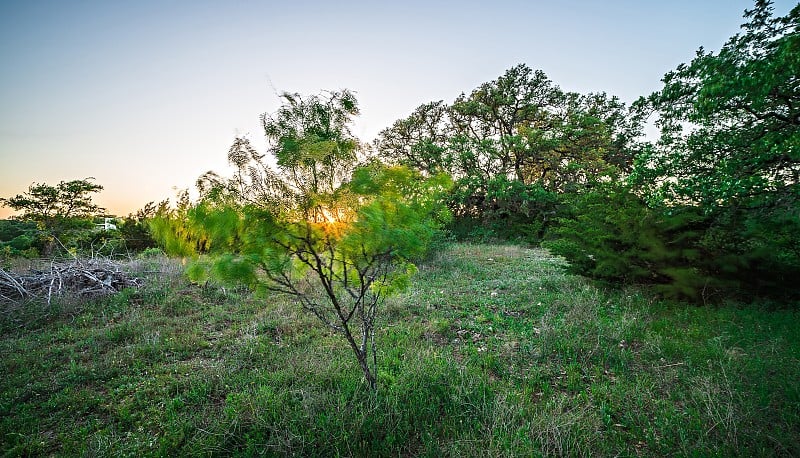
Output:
515,91,643,192
633,0,800,297
1,178,106,256
155,91,451,389
551,1,800,300
375,64,647,192
375,65,645,241
449,64,562,183
0,178,104,222
639,1,799,209
374,101,452,176
445,64,642,190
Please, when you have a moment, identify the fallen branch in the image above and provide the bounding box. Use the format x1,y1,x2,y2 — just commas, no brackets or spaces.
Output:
0,269,28,301
0,258,142,305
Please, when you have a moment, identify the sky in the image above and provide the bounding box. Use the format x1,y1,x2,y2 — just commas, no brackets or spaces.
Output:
1,0,796,218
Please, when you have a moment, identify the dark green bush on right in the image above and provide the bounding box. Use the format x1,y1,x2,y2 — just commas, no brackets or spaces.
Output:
545,184,800,302
544,186,720,301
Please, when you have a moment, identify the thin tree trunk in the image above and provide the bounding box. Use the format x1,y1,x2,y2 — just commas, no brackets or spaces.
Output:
341,322,377,390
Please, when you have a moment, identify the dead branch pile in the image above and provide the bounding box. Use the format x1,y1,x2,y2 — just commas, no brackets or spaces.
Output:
0,259,141,305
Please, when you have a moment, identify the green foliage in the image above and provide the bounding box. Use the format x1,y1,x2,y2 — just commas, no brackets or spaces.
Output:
0,178,104,222
373,9,798,302
155,90,452,389
544,186,718,300
0,219,37,242
169,164,450,388
264,90,361,196
377,65,645,191
346,164,453,263
0,220,40,260
545,184,800,301
149,192,209,258
1,195,158,259
697,204,800,298
639,1,799,210
448,175,560,243
606,1,800,301
376,64,646,244
449,68,642,190
0,178,113,257
373,101,452,175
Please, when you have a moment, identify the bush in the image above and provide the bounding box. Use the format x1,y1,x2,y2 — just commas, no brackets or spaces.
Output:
544,185,800,302
448,176,559,243
118,213,159,253
698,205,800,299
544,186,719,301
0,220,40,260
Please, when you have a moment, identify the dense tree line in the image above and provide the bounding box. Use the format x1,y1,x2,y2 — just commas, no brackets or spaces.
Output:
550,1,798,300
376,1,799,300
376,64,647,240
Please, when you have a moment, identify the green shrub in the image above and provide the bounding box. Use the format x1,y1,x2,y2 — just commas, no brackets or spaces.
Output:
698,205,800,299
448,175,559,243
545,185,800,302
544,186,719,301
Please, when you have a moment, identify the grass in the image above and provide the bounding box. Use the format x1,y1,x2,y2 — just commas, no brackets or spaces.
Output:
1,243,799,456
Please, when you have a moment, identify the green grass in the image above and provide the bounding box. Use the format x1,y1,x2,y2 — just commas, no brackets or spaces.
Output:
2,244,799,456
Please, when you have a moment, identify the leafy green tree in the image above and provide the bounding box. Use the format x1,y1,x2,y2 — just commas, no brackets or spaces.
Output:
374,101,452,175
0,178,104,222
551,2,800,300
376,65,645,241
516,91,644,192
155,91,451,389
448,175,559,242
445,64,642,190
639,0,798,208
1,178,105,256
149,191,208,258
449,64,562,183
631,0,800,298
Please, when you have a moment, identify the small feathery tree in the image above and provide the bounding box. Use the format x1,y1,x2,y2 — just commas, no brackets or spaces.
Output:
153,91,451,389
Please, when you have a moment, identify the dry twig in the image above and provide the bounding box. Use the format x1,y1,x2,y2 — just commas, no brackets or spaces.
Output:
0,258,141,305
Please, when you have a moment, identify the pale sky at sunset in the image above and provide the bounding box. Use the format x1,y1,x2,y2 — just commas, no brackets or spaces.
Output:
1,0,796,218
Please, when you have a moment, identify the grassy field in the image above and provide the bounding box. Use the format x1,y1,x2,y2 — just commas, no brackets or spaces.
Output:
1,243,799,456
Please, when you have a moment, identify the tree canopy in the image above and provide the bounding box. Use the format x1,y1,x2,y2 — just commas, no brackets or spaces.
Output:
637,0,799,210
377,64,644,192
1,178,104,222
546,1,800,300
154,90,451,389
375,64,646,241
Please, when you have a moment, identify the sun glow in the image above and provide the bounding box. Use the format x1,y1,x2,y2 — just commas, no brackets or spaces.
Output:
320,208,338,223
310,206,352,225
